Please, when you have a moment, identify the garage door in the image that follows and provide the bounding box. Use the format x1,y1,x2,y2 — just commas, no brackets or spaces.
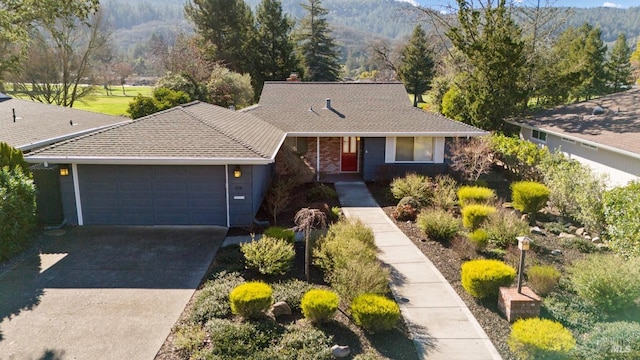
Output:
78,165,227,225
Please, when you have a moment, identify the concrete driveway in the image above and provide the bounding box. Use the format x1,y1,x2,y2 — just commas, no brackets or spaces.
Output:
0,226,226,360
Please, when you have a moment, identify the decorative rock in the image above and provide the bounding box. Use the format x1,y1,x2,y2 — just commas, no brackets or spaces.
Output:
531,226,545,235
596,243,610,251
521,214,529,222
592,236,602,244
584,235,592,241
575,227,586,236
568,225,578,233
331,345,351,358
558,232,576,239
551,249,563,256
271,301,292,317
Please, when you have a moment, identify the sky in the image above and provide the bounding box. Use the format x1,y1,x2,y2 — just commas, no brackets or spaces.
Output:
396,0,639,8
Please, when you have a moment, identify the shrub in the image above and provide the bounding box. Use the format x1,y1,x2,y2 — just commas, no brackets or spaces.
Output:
261,322,333,359
241,236,295,276
329,260,390,302
448,137,493,182
271,279,313,311
482,209,530,249
603,181,640,257
353,352,386,360
330,206,342,221
306,183,338,201
461,204,497,230
490,133,547,181
432,174,458,211
205,318,282,357
468,229,488,250
350,294,400,332
461,259,516,299
314,230,377,275
323,218,376,249
568,254,640,312
561,237,597,253
508,318,576,360
190,271,245,323
229,282,273,319
543,289,604,333
576,321,640,360
416,208,460,243
511,181,550,217
392,203,419,221
0,166,36,261
527,265,560,296
457,186,496,207
173,323,206,357
263,226,295,243
210,244,245,273
300,289,340,323
390,173,433,205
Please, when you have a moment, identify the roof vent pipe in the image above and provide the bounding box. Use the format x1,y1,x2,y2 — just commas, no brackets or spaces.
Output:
325,98,331,109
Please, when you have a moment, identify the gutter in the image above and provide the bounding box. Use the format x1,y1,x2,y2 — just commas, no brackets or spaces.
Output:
24,156,276,166
285,131,488,137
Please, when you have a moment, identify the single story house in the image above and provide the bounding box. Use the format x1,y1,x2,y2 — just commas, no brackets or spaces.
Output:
508,88,640,187
24,102,285,227
0,93,129,152
244,82,487,181
23,82,487,227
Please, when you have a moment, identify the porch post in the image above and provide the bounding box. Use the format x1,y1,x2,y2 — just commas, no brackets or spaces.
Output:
316,136,320,182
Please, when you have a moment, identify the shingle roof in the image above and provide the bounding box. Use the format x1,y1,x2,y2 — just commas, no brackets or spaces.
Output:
25,101,285,165
244,82,487,136
512,88,640,156
0,97,129,151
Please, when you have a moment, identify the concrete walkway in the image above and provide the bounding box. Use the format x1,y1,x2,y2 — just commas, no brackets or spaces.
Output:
335,182,502,360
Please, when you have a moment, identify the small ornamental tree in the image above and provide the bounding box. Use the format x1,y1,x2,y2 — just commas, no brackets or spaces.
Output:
294,207,327,281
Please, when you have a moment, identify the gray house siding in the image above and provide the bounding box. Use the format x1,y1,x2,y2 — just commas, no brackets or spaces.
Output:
252,164,273,214
362,137,447,181
78,165,227,225
60,166,78,225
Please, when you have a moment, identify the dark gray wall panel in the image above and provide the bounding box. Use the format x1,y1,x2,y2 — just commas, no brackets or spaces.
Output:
78,165,226,225
60,165,78,225
362,137,386,181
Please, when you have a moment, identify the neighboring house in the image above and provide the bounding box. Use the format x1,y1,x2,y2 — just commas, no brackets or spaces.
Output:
0,93,129,152
244,82,486,181
24,102,285,227
508,88,640,187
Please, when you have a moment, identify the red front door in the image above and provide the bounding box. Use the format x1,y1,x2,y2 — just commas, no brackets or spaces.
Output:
341,136,359,172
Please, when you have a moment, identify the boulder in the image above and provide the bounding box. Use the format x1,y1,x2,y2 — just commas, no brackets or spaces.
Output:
531,226,545,235
575,227,586,236
551,249,563,256
271,301,292,317
592,236,602,244
331,345,351,358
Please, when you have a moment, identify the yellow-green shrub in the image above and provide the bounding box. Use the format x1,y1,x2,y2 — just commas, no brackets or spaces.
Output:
350,294,400,332
241,236,295,276
527,265,560,296
461,259,516,299
461,204,497,229
457,186,496,207
511,181,550,215
508,318,575,360
229,282,273,319
263,226,295,243
300,289,339,323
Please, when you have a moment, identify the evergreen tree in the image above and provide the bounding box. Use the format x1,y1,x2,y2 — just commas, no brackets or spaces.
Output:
570,23,607,100
632,40,640,84
296,0,342,82
184,0,255,75
398,25,435,107
254,0,299,93
607,33,632,93
446,0,527,131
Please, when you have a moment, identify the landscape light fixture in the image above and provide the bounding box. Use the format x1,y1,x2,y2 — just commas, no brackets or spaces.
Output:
233,166,242,178
59,166,69,176
516,236,531,294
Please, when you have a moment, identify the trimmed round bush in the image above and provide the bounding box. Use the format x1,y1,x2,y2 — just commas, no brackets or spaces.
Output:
461,204,497,229
229,282,273,319
527,265,560,296
263,226,295,243
416,208,460,243
241,236,295,276
511,181,550,215
577,321,640,360
569,254,640,312
300,289,340,323
508,318,576,360
467,229,488,250
457,186,496,207
350,294,400,332
390,173,433,205
461,259,516,299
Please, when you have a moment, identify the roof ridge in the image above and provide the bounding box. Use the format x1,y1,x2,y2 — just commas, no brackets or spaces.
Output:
179,105,269,159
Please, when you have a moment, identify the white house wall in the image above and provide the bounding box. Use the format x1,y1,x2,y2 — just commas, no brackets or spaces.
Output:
523,128,640,188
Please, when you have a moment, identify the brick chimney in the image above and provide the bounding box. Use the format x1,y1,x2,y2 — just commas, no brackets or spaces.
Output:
286,72,300,82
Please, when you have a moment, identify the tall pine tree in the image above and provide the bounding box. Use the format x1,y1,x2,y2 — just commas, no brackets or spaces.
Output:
296,0,341,82
398,25,435,108
185,0,255,75
254,0,299,94
570,23,607,101
607,33,632,93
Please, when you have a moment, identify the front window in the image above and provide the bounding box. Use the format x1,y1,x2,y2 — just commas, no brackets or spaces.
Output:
532,130,547,142
395,137,433,162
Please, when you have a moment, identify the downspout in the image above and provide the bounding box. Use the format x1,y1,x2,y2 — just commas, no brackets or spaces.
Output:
72,163,83,225
316,136,320,182
225,164,230,228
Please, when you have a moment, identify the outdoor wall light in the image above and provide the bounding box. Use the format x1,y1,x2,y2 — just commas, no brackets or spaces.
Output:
233,166,242,178
516,236,532,293
59,166,69,176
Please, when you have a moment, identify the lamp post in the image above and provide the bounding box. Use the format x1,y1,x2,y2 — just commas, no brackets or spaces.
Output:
517,236,531,294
